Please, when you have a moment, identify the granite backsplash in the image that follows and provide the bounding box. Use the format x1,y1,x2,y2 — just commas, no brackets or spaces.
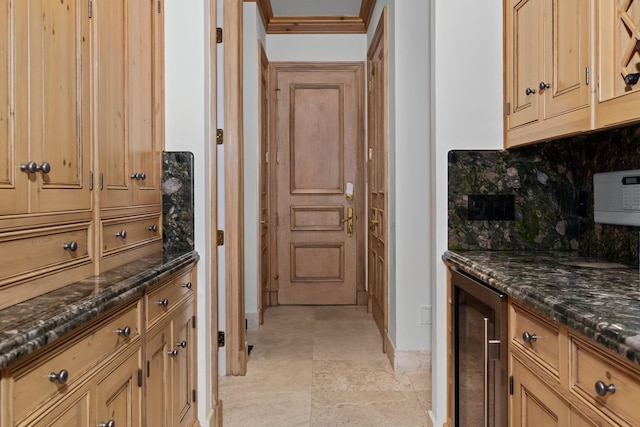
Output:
449,123,640,264
162,151,195,261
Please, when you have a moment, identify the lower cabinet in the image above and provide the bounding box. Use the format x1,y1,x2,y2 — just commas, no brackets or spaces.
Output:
0,263,198,427
509,300,639,426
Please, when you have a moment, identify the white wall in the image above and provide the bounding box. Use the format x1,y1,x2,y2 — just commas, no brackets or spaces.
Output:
430,0,503,425
164,0,215,424
266,34,367,61
243,3,267,323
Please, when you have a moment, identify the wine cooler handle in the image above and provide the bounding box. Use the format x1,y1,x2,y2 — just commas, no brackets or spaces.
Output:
483,317,489,427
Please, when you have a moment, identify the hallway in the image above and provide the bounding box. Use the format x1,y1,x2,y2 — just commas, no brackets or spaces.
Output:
219,305,431,426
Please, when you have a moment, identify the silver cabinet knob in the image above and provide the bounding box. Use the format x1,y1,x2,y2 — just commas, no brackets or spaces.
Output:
148,224,158,232
63,241,78,252
176,341,187,349
20,161,51,174
539,81,550,91
522,331,538,343
139,172,146,180
182,282,192,289
525,87,537,95
157,299,169,307
49,369,69,384
116,326,131,337
99,420,115,427
595,380,616,397
130,173,140,180
168,349,179,357
115,230,127,238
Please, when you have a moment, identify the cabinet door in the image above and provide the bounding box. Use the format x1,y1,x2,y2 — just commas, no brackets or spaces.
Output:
0,0,27,216
95,348,142,427
542,0,591,120
172,303,197,427
597,0,640,127
95,0,131,210
26,387,92,427
97,0,161,210
129,0,161,207
13,0,91,215
506,0,541,130
146,321,172,427
510,356,570,426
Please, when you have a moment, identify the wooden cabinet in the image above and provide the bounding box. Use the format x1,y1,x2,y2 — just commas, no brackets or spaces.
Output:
95,0,163,211
509,300,640,426
145,270,198,427
1,0,92,218
505,0,592,147
0,264,198,427
596,0,640,128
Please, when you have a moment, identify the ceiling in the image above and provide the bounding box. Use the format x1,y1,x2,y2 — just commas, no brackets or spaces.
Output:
251,0,377,34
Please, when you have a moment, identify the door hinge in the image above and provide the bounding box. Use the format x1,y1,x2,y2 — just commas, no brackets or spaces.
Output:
506,102,511,116
192,315,196,329
192,389,197,402
509,375,514,395
368,78,373,93
147,360,150,377
138,369,143,387
216,128,224,145
216,28,223,44
99,173,104,190
89,172,94,190
265,151,269,163
217,230,224,246
157,0,161,13
586,66,590,85
368,147,372,161
218,331,225,347
88,0,92,18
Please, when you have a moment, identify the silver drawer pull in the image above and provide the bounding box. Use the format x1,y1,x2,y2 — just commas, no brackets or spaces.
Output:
176,341,187,349
168,349,179,357
595,380,616,397
49,369,69,384
115,230,127,238
157,299,169,307
62,241,78,252
522,331,538,343
116,326,131,337
148,224,158,232
99,420,115,427
182,282,192,289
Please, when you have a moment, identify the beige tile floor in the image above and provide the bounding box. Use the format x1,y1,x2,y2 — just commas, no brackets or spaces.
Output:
219,305,432,427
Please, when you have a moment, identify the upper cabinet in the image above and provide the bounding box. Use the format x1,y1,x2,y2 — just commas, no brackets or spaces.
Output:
597,0,640,128
96,0,162,211
1,0,92,217
505,0,592,148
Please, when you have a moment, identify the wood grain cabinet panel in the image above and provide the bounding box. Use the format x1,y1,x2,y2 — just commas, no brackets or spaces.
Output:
146,270,195,328
20,383,92,427
100,215,161,258
504,0,592,147
570,335,640,426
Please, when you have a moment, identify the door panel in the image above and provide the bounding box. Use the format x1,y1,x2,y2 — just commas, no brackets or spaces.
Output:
259,42,270,320
368,10,389,350
275,63,363,305
95,349,142,427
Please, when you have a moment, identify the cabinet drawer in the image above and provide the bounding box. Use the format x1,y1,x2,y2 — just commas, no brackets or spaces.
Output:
146,270,194,327
10,302,140,423
509,302,560,378
0,223,91,286
101,214,161,256
570,336,640,426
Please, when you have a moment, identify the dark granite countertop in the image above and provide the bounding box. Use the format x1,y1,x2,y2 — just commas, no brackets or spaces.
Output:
443,250,640,366
0,251,199,370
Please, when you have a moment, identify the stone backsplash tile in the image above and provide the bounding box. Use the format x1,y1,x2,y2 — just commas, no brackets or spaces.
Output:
162,151,195,261
449,124,640,264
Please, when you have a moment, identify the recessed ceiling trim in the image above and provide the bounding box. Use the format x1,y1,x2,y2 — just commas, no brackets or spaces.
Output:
250,0,377,34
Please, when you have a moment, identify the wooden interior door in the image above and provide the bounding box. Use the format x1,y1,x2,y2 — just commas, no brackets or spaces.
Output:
258,41,271,321
274,63,364,305
367,9,389,351
16,0,91,214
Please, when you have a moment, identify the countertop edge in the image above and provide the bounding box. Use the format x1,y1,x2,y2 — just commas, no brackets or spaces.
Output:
0,251,199,370
442,250,640,367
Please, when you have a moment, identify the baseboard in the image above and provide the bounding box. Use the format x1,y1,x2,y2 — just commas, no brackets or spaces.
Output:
245,312,259,330
385,336,432,373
